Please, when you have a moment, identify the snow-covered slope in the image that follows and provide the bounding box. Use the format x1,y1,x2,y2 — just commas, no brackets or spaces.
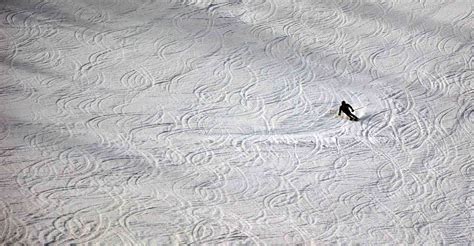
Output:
0,0,472,244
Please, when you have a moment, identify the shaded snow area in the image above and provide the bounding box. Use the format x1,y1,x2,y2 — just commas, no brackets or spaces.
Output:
0,0,472,244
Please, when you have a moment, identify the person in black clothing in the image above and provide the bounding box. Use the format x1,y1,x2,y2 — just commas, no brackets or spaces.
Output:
338,101,358,121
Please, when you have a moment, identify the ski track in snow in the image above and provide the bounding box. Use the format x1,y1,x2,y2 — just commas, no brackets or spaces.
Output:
0,0,472,244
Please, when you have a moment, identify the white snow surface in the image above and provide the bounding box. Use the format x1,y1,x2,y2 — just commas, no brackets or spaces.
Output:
0,0,472,244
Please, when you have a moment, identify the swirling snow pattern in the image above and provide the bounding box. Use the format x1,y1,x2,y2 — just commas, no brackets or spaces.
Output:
0,0,472,244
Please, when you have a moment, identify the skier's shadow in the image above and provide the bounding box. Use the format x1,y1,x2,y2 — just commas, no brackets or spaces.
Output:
356,115,368,121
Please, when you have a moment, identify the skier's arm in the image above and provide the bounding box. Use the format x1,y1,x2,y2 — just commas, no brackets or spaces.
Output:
349,105,354,112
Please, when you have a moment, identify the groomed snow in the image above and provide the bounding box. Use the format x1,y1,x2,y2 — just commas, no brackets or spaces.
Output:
0,0,472,244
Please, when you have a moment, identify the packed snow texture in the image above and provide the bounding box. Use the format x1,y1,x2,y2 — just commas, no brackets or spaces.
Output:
0,0,472,244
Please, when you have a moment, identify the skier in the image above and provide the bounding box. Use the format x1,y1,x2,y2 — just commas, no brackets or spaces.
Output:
338,101,358,121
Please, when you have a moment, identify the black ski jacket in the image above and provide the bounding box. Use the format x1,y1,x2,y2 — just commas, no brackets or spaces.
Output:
339,103,354,115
